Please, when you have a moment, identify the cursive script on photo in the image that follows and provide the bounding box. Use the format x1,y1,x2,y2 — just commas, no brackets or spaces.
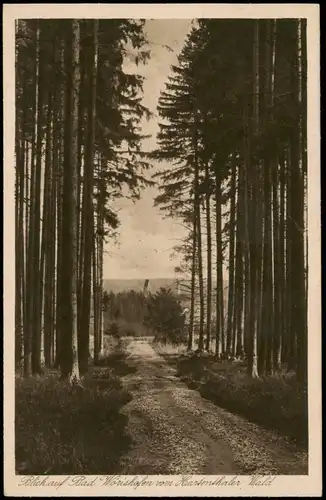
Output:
18,474,277,491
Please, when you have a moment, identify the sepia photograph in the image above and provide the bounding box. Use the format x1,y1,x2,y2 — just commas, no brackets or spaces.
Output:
3,3,321,497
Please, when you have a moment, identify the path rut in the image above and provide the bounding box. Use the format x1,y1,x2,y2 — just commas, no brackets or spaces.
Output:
119,339,308,475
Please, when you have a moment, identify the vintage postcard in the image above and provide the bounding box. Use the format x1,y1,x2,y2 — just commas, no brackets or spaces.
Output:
3,3,321,497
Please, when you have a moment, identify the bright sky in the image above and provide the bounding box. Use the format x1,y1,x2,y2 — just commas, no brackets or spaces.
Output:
103,19,192,280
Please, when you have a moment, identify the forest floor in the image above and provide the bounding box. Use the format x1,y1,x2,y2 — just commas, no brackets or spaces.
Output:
15,338,134,475
15,336,308,475
118,337,308,475
155,343,308,449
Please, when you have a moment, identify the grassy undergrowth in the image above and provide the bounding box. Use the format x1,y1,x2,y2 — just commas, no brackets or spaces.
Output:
155,342,308,448
16,341,136,475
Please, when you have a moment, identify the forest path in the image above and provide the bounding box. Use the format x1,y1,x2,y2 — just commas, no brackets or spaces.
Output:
118,338,308,475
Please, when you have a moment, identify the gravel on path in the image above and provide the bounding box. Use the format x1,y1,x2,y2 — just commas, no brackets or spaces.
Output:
119,339,308,475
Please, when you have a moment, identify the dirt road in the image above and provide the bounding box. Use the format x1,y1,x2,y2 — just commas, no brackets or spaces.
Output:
119,338,308,475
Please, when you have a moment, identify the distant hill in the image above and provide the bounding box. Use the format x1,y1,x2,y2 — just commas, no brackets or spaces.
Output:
103,278,229,296
103,278,177,295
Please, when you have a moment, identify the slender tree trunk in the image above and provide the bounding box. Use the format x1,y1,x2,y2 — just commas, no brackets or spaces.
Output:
242,94,252,370
261,20,274,376
93,228,99,364
93,153,103,364
272,158,282,371
196,201,205,352
247,20,260,378
193,121,204,352
234,229,244,359
188,210,196,351
93,157,99,364
23,139,29,347
99,243,104,355
15,44,24,372
301,20,308,327
30,22,43,374
292,19,307,384
285,147,295,370
49,38,60,366
215,170,223,358
205,163,212,351
256,171,264,374
269,20,282,371
61,20,81,382
279,153,286,364
54,36,65,369
25,23,39,377
234,165,245,358
261,170,273,377
226,156,236,357
80,20,98,375
15,39,21,369
97,234,104,358
287,173,296,368
97,156,106,357
50,119,57,366
43,94,53,367
77,20,86,338
19,141,26,370
15,126,24,372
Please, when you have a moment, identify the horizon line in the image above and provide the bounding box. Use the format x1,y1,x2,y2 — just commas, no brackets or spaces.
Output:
104,277,229,281
104,276,177,281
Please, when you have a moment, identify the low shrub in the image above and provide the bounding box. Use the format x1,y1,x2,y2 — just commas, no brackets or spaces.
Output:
95,351,137,377
108,321,120,337
153,340,187,359
16,368,133,475
201,370,307,444
167,352,307,447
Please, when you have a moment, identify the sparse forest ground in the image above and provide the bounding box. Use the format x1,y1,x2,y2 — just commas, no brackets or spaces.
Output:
154,341,308,449
15,337,135,475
